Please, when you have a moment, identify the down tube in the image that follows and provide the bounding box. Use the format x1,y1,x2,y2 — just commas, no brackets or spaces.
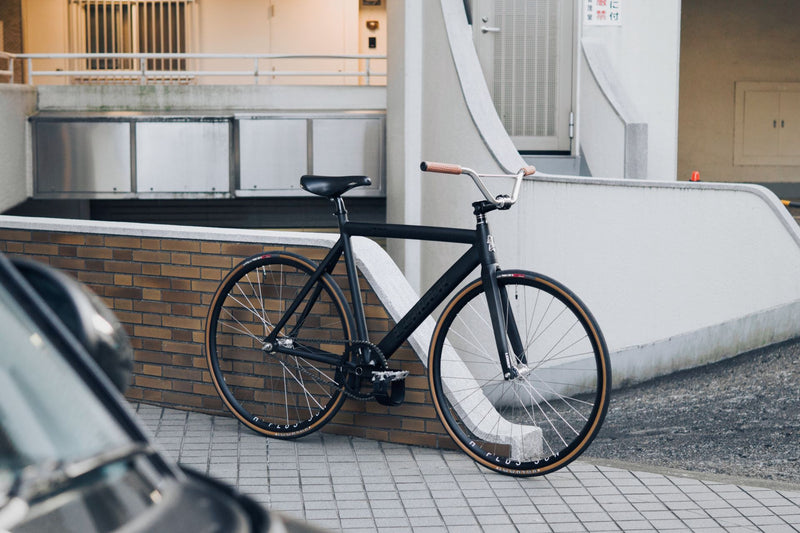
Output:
377,246,480,359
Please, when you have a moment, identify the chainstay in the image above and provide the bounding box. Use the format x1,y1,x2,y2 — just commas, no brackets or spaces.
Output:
286,337,387,401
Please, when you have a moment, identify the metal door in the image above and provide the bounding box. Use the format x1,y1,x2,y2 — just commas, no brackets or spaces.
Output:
472,0,574,152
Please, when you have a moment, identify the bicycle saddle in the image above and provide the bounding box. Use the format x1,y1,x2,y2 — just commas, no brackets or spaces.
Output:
300,175,371,198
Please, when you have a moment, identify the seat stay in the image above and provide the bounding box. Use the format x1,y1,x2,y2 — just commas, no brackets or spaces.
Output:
286,280,327,340
267,240,346,342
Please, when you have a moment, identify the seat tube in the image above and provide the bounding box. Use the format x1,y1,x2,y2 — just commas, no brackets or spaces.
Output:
476,216,518,380
342,233,369,344
336,198,371,363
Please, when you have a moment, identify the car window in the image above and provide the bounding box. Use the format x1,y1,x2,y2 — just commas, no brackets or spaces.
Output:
0,282,131,480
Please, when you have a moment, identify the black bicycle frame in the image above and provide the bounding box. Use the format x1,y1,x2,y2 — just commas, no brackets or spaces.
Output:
270,196,521,378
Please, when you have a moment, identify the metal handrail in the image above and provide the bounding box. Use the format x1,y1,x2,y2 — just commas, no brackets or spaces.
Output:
0,52,13,81
2,52,387,85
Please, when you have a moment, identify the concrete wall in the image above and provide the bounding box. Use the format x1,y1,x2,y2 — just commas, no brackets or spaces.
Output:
0,85,35,212
35,84,386,112
386,0,525,293
386,0,800,388
578,43,632,178
678,0,800,184
499,176,800,385
579,1,682,180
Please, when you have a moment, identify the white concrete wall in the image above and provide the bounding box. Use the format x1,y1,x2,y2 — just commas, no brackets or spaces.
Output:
386,0,800,386
579,1,682,180
0,85,36,212
35,85,385,112
385,0,526,292
577,45,627,179
495,176,800,385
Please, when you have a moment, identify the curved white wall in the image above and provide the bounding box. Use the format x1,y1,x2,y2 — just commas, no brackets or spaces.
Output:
580,1,682,180
498,177,800,384
386,0,800,385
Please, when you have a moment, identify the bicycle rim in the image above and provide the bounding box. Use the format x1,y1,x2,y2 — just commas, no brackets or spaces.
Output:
429,271,610,476
205,253,353,438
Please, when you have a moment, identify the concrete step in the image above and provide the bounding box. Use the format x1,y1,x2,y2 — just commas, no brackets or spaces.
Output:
521,154,583,176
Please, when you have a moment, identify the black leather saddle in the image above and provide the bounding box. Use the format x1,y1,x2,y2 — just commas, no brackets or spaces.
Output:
300,175,371,198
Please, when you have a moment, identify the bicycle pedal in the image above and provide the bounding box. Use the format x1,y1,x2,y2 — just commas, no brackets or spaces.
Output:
371,369,407,406
371,369,409,383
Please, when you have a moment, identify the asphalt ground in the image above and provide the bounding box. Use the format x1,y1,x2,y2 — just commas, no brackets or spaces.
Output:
584,337,800,488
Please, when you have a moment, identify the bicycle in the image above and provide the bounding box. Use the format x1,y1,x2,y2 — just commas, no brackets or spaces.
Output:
205,161,611,476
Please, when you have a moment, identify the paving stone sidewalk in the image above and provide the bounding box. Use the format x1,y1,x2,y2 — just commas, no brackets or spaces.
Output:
132,403,800,532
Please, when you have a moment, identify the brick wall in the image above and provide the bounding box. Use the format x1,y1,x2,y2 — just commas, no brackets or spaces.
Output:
0,221,455,450
0,0,24,83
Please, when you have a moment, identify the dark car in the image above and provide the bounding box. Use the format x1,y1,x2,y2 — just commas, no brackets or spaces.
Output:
0,254,322,533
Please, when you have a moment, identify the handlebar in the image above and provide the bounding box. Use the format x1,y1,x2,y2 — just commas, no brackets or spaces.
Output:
420,161,535,209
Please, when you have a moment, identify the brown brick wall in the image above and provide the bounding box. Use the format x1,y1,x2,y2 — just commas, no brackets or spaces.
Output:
0,0,24,83
0,225,456,450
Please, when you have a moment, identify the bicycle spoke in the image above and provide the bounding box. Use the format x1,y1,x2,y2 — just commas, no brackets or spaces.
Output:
206,253,352,438
431,272,609,476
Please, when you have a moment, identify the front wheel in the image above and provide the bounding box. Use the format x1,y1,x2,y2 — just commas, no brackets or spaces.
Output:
429,270,611,476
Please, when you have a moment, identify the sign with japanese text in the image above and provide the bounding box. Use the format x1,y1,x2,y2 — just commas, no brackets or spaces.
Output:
584,0,622,25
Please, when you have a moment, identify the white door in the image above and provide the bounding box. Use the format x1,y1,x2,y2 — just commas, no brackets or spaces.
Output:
472,0,574,152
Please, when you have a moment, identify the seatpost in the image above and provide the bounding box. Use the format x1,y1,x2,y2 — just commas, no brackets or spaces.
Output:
332,196,349,227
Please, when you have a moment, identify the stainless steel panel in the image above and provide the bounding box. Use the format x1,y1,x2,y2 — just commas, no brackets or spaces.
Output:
239,118,307,192
35,121,131,194
135,121,230,193
312,117,384,196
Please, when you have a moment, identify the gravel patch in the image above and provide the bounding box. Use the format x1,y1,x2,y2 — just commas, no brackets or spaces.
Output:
585,338,800,486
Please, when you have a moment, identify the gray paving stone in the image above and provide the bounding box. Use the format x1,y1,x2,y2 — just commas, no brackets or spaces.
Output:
441,514,480,526
614,519,658,531
648,518,691,530
408,515,446,528
550,521,587,532
134,403,800,533
403,506,440,518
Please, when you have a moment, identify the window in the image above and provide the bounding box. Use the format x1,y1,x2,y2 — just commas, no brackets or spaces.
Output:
71,1,192,72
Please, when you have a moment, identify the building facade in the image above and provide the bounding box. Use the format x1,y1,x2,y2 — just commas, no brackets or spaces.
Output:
2,0,799,272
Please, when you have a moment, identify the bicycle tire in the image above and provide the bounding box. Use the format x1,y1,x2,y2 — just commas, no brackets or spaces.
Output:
429,270,610,476
205,252,354,438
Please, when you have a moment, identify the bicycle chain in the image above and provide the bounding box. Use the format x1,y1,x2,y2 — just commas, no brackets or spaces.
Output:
284,337,387,401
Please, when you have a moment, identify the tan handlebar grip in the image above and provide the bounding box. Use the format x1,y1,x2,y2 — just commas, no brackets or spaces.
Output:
420,161,463,175
521,166,536,176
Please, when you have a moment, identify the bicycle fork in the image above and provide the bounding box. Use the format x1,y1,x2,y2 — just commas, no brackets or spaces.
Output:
476,215,527,380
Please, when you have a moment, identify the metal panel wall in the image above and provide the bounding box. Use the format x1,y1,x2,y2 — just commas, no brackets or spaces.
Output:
312,116,384,195
238,118,308,193
31,112,385,199
238,113,385,197
35,121,132,195
135,120,230,194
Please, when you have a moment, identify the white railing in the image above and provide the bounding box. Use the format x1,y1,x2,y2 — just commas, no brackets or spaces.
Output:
1,52,387,86
0,52,13,82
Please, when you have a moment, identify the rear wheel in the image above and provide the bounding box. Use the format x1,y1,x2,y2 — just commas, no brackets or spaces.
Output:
429,270,610,476
205,252,354,438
